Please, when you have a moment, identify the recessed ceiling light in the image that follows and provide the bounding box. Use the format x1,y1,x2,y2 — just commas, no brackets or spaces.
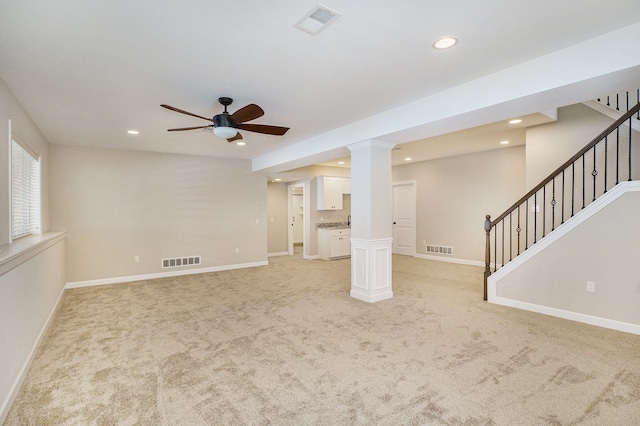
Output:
338,161,345,165
509,119,522,124
433,36,458,50
500,140,510,145
274,178,282,182
127,130,139,135
405,157,412,161
236,141,246,146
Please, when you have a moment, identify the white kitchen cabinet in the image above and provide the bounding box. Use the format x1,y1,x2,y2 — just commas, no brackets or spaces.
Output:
342,179,351,194
316,176,350,210
316,176,343,210
318,228,351,260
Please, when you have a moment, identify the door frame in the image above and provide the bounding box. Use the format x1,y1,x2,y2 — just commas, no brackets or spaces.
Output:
392,180,417,256
287,180,311,256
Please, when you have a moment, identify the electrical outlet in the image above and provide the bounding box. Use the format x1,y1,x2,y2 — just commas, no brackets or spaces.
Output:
587,281,595,292
134,256,139,263
423,240,426,245
235,248,240,254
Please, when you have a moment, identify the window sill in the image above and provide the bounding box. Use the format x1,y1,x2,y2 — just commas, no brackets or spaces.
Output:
0,231,66,276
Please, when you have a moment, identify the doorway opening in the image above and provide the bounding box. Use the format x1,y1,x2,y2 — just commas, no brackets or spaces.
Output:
291,187,303,255
287,181,310,257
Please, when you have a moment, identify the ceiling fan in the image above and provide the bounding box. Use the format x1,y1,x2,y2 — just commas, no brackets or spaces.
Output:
161,97,290,143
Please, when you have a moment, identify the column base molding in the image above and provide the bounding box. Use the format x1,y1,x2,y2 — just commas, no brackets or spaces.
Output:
350,238,393,303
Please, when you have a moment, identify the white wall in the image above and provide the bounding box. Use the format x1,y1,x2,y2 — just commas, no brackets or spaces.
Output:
0,239,66,420
50,145,267,283
267,182,288,254
492,186,640,330
0,76,64,423
393,146,526,263
525,104,616,189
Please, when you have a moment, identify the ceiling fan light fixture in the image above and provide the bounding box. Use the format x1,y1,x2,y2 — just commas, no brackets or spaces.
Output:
213,126,237,139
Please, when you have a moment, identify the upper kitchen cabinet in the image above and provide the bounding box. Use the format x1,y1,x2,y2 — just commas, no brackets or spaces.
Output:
342,178,351,194
316,176,350,210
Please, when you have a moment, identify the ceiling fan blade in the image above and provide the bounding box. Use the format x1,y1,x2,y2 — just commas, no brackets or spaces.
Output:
161,104,213,122
230,104,264,124
227,132,244,143
237,123,290,136
167,125,213,132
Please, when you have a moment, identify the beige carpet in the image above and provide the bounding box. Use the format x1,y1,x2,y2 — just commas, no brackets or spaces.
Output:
5,255,640,425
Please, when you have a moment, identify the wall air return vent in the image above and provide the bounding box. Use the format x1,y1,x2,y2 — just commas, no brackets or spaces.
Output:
162,255,201,269
295,5,341,35
425,245,453,256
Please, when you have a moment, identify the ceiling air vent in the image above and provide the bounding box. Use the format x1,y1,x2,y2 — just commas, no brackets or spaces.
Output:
295,5,341,35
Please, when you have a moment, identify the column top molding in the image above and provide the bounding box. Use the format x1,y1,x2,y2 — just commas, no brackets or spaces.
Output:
347,140,396,152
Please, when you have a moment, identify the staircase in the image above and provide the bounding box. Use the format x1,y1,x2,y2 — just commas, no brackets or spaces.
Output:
482,97,640,300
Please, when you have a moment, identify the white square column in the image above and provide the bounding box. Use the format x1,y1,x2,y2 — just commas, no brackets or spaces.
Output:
348,140,395,303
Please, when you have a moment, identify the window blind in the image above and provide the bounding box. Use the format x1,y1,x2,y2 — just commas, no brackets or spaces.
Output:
11,139,41,239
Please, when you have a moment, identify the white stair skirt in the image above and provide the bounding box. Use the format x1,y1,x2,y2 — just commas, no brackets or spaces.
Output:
350,238,393,303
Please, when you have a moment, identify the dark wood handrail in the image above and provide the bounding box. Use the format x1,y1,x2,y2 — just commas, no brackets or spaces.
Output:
490,102,640,227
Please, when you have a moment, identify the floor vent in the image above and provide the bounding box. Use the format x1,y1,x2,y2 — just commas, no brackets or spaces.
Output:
162,256,201,269
425,245,453,256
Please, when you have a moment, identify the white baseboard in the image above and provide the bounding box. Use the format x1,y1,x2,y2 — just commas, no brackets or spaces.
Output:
414,253,484,268
350,289,394,303
303,254,319,260
1,284,66,424
65,261,269,289
267,252,289,257
491,295,640,336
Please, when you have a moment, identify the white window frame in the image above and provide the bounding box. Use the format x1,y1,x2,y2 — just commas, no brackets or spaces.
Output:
10,130,41,242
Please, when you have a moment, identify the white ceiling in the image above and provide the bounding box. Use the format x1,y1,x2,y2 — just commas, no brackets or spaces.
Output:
1,1,640,174
319,111,558,168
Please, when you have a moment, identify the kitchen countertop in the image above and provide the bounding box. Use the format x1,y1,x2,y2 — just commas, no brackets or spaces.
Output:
316,222,351,230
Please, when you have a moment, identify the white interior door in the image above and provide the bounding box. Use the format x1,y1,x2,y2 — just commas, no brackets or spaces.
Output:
392,182,416,255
